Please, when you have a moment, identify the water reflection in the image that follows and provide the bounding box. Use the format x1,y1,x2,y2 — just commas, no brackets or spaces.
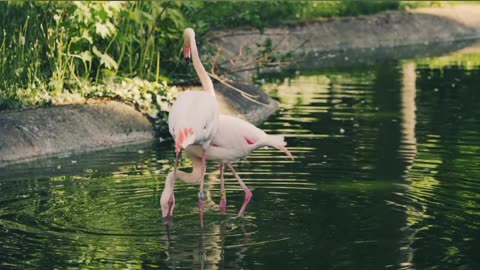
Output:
399,62,418,171
1,45,480,269
261,54,480,269
161,219,257,269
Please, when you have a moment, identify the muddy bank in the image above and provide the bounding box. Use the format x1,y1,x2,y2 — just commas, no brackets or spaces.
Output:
209,5,480,79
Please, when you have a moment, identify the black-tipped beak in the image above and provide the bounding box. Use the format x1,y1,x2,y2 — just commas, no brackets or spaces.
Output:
183,45,191,65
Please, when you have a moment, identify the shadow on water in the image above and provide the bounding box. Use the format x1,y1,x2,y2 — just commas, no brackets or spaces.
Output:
1,42,480,269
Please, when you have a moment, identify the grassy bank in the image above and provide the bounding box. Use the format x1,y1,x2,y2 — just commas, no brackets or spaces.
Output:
0,1,448,130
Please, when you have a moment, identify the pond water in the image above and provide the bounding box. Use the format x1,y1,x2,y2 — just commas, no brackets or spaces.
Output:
1,45,480,269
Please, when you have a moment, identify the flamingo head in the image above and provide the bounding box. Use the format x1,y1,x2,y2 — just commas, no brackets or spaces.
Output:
183,28,195,64
160,188,175,218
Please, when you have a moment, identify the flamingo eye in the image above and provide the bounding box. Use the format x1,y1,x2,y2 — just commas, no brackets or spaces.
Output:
203,124,207,130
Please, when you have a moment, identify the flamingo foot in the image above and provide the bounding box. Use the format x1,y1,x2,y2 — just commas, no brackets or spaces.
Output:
220,198,227,214
237,190,253,217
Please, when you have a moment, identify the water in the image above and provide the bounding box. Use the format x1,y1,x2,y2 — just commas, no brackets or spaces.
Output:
1,47,480,269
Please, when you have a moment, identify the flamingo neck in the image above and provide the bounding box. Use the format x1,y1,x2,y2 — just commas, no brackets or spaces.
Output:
190,38,215,97
164,171,176,194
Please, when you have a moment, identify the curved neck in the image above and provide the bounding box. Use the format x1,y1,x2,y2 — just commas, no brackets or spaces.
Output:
164,157,204,193
190,36,215,96
164,171,176,194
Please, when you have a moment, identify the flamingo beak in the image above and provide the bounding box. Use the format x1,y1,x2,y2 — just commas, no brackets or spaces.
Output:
175,128,194,153
277,145,295,160
165,193,175,218
161,191,175,218
174,128,194,173
184,45,191,65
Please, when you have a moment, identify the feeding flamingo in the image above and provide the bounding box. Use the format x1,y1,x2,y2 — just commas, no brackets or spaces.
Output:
161,115,294,219
167,28,219,226
161,28,293,222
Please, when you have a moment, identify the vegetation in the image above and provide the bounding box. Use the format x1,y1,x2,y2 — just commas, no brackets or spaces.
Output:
0,0,449,130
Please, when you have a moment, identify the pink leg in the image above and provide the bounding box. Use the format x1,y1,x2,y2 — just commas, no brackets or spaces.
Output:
219,163,227,214
198,149,207,227
226,162,252,217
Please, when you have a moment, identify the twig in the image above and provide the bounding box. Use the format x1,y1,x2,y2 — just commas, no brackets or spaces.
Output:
207,72,270,107
207,72,256,98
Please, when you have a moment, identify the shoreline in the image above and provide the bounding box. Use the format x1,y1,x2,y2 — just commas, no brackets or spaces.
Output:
209,5,480,80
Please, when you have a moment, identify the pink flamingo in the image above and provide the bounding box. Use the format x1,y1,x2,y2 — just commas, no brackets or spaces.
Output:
167,28,219,226
161,28,293,222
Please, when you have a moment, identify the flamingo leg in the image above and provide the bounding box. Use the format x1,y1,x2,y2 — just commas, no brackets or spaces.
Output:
198,148,207,227
219,162,227,214
226,162,252,217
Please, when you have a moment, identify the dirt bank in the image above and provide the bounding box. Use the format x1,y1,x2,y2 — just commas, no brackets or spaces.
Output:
209,5,480,79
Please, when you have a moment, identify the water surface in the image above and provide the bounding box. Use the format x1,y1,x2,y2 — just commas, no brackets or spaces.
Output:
1,46,480,269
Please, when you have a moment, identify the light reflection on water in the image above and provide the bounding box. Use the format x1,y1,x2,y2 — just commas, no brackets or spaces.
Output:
1,51,480,269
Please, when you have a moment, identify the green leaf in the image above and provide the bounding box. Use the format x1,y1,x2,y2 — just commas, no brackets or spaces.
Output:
92,46,118,70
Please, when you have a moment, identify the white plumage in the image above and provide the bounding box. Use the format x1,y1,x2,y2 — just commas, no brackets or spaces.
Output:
168,90,219,150
186,115,291,162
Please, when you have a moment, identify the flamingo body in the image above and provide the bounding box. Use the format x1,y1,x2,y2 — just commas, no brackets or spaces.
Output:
168,90,219,151
186,115,292,162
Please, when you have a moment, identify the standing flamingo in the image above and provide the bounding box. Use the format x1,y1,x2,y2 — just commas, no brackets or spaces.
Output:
161,28,293,223
167,28,219,226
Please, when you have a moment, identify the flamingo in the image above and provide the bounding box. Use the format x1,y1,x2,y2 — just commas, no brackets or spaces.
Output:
167,28,219,226
161,28,293,223
161,115,294,219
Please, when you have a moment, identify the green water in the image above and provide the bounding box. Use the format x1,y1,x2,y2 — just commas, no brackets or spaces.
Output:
1,49,480,269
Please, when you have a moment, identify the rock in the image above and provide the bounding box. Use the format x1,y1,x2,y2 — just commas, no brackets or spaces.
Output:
0,101,154,165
